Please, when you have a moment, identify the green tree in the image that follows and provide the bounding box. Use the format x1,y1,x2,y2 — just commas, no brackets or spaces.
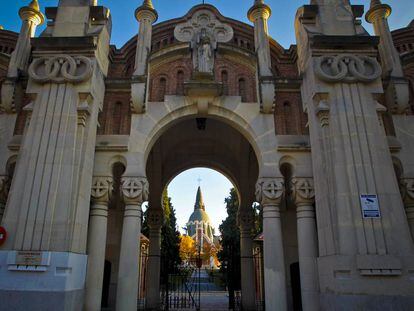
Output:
218,188,241,308
160,189,181,276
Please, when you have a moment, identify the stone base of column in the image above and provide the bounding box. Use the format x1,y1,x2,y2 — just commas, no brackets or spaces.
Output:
0,251,87,311
318,255,414,310
320,293,414,311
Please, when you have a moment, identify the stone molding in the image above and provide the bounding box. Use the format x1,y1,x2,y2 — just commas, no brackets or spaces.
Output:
292,177,315,206
28,55,93,84
90,176,113,205
315,54,381,83
256,178,284,205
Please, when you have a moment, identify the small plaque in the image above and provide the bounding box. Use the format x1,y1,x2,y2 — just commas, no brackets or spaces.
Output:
360,194,381,218
16,251,43,266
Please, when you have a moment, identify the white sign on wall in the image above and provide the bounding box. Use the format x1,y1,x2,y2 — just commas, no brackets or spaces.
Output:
360,194,381,218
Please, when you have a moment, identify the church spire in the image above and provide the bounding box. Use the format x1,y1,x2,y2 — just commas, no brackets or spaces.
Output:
194,186,205,211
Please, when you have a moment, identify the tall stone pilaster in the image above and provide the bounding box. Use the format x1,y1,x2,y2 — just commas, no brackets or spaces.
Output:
256,178,287,311
131,0,158,113
292,178,319,311
366,0,409,114
0,1,112,310
84,177,113,311
145,208,164,310
116,177,148,311
295,1,414,308
248,0,275,113
238,209,256,311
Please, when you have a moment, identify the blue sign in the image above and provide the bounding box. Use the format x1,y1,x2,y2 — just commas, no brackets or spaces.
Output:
360,194,381,218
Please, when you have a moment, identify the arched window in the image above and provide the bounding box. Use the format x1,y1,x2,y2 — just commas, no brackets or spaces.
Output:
159,77,167,101
238,78,247,102
221,70,229,95
283,102,295,135
176,71,184,95
113,102,123,134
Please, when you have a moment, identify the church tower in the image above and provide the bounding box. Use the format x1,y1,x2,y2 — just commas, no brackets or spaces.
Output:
187,186,215,248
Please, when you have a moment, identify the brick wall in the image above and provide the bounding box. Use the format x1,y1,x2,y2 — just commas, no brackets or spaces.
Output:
148,54,257,102
98,92,131,135
274,92,308,135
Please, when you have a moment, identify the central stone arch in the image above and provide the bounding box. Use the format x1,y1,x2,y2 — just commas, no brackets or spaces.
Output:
135,96,275,310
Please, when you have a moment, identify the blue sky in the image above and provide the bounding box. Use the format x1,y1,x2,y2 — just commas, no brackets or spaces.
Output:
1,1,413,48
2,0,414,233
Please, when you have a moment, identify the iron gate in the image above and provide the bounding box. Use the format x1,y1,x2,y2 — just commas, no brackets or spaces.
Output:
161,257,201,310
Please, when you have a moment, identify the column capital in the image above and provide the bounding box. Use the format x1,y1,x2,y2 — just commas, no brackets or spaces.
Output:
256,177,284,205
135,0,158,24
238,209,255,231
366,0,392,23
247,0,272,22
292,177,315,207
91,176,113,205
147,208,164,229
121,176,149,205
19,0,45,26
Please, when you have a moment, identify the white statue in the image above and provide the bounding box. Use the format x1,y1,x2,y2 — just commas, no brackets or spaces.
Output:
195,28,214,73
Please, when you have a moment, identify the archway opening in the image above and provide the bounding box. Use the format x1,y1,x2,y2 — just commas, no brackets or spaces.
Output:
143,116,260,310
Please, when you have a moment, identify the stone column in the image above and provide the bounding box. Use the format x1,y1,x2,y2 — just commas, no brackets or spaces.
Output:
400,178,414,240
116,177,149,311
292,178,320,311
0,176,9,223
247,0,274,113
256,178,287,311
366,0,409,113
238,209,256,311
131,0,158,113
1,0,44,112
145,209,164,310
84,177,113,311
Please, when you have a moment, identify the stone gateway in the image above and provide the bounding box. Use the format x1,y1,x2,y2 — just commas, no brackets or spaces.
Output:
0,0,413,310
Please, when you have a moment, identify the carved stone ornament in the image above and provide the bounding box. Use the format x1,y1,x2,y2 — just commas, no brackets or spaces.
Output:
400,178,414,205
91,177,113,204
28,55,93,84
121,177,149,204
174,9,233,73
292,177,315,205
255,178,284,204
147,208,164,229
238,210,255,230
315,54,382,83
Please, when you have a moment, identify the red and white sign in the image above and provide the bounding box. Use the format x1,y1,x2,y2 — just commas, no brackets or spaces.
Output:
0,226,6,246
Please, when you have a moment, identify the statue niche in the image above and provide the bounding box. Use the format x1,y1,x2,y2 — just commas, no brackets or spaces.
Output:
174,9,234,77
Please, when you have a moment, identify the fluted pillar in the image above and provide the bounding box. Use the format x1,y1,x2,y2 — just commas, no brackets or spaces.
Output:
401,178,414,241
131,0,158,113
366,0,409,113
247,0,274,113
292,178,320,311
145,209,164,310
84,177,113,311
1,0,44,112
256,178,287,311
116,177,149,311
238,209,256,311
